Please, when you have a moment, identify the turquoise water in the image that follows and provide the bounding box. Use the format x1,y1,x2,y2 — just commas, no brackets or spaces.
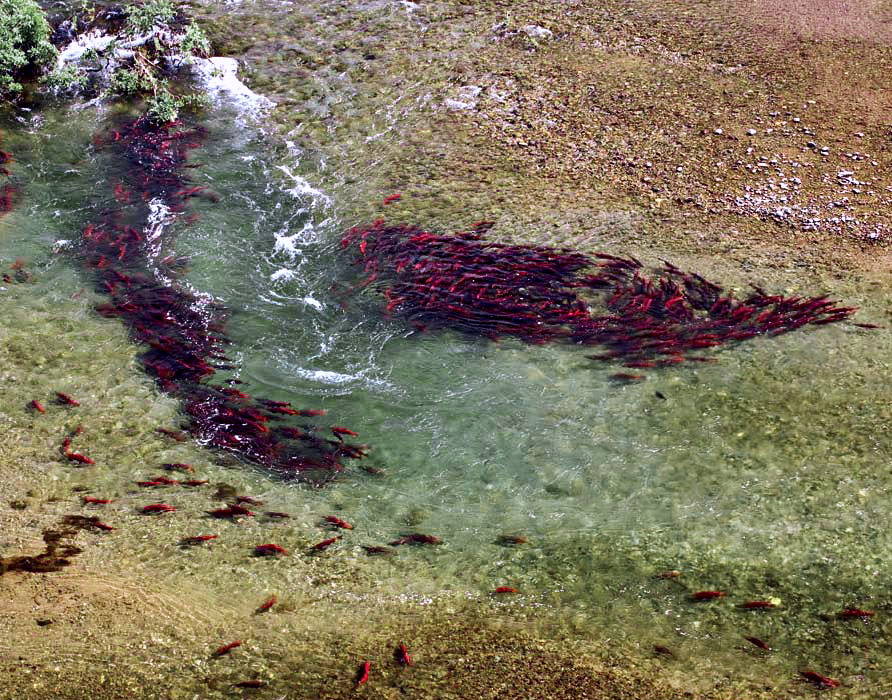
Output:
2,101,890,695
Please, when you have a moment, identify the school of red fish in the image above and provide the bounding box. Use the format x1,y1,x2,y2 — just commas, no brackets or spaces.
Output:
4,116,880,693
338,219,866,381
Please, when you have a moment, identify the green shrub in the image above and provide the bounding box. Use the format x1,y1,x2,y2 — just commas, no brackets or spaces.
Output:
180,21,210,58
126,0,175,35
108,66,154,95
0,0,58,95
30,1,211,122
40,63,88,92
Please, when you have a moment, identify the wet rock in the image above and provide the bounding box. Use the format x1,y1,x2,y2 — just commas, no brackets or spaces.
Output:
444,98,475,111
522,25,553,39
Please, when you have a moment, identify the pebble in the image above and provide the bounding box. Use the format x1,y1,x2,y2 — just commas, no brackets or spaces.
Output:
747,129,757,136
444,98,475,111
522,25,553,39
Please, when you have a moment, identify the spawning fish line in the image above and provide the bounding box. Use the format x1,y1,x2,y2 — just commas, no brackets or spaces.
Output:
1,130,18,219
339,220,860,369
75,116,367,483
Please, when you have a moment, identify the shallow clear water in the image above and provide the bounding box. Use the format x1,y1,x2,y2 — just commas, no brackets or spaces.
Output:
2,96,890,696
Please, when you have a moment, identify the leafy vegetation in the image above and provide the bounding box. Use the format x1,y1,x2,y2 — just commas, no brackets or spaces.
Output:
39,1,212,122
0,0,58,95
125,0,175,34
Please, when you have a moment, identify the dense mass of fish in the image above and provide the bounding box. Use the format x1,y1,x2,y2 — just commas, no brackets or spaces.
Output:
1,132,17,219
77,117,367,482
3,114,879,695
340,220,860,373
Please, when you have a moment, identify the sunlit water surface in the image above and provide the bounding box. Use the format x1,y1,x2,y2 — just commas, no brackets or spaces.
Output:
1,99,889,695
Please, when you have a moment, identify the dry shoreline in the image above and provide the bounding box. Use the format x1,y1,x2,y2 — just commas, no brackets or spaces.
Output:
1,1,889,698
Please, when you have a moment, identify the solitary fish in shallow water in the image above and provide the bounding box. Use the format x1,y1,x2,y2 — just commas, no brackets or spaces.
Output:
256,595,277,613
495,534,528,546
253,543,287,556
55,392,80,406
312,536,340,551
362,545,395,556
743,636,770,651
236,495,264,506
155,427,187,441
141,503,175,514
162,462,193,473
323,515,353,530
331,425,359,440
800,670,839,688
654,570,681,579
208,504,254,518
213,640,241,656
82,496,113,505
394,642,411,666
389,533,441,546
354,660,370,686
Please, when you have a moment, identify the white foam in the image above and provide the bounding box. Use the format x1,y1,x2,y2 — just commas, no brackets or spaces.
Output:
270,268,296,282
192,57,276,115
291,367,391,391
144,197,174,260
273,220,322,257
275,165,332,205
53,30,276,126
56,29,167,69
55,30,115,68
